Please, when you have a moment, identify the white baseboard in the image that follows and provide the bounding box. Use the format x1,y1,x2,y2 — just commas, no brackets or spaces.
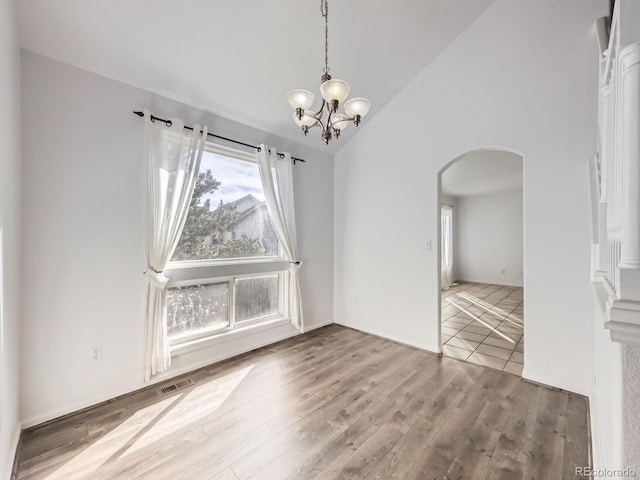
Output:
334,321,440,355
455,278,524,288
303,319,334,333
6,422,22,480
589,393,602,471
21,328,304,429
22,382,138,429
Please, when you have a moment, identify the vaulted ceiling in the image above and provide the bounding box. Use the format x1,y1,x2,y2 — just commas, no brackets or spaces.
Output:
17,0,495,152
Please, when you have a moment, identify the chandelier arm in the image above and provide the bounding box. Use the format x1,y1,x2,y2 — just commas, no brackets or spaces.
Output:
326,104,335,129
316,115,328,132
314,99,327,117
313,109,329,134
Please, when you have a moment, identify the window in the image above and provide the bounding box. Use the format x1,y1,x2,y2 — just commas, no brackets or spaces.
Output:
171,146,278,262
166,143,289,348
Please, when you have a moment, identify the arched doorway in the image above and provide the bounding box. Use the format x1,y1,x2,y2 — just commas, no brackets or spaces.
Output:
437,148,525,376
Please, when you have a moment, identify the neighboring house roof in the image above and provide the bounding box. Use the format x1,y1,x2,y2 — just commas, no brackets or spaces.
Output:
228,194,261,215
214,194,269,230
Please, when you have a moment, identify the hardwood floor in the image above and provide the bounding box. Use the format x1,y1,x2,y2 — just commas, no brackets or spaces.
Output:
15,325,590,480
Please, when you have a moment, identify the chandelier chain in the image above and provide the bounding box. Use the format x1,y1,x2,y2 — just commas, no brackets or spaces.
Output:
286,0,370,144
321,0,329,75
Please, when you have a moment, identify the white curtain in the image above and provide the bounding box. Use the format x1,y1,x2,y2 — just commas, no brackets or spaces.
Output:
441,204,454,291
143,110,207,381
256,144,304,331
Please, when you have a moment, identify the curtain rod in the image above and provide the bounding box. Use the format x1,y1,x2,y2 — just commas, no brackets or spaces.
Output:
442,203,455,208
133,111,306,164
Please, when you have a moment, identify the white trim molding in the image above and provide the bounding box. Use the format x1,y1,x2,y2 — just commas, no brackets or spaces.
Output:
592,1,640,346
6,423,22,480
303,319,334,332
606,297,640,346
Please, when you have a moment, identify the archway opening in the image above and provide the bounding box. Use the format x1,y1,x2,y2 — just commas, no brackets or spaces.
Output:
438,148,524,376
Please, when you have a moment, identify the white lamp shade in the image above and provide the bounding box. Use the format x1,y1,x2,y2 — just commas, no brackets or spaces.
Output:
287,89,315,110
330,114,350,131
344,98,371,118
293,111,318,128
320,79,350,102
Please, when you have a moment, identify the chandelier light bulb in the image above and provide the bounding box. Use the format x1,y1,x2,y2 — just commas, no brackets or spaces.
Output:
320,79,350,103
344,98,371,118
330,114,351,132
287,89,315,110
293,111,318,128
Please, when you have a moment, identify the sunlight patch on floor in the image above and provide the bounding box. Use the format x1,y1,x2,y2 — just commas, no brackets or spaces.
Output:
446,297,516,343
456,292,524,328
122,365,254,455
44,365,254,479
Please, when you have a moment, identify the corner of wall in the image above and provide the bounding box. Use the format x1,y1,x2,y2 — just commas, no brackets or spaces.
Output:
0,0,22,475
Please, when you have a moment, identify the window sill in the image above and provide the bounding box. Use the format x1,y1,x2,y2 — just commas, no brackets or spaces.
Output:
166,259,291,284
168,256,286,270
169,317,293,357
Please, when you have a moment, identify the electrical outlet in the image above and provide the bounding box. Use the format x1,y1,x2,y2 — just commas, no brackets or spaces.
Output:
92,346,103,362
425,239,432,251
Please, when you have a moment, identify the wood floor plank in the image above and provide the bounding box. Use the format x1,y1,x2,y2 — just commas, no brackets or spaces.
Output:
239,421,342,480
150,391,331,480
328,424,402,480
229,389,371,480
562,394,590,479
522,388,569,480
15,325,590,480
402,368,506,480
444,373,521,479
283,408,382,479
479,380,542,480
209,467,240,480
365,417,433,480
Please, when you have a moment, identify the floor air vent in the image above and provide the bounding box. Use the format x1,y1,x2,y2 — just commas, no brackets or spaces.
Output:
159,379,194,395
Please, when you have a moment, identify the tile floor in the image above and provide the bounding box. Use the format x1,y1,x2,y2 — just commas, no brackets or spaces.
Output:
441,282,524,376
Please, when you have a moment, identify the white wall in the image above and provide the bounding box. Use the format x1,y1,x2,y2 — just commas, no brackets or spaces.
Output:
0,0,21,477
20,51,334,426
457,190,523,287
334,0,606,395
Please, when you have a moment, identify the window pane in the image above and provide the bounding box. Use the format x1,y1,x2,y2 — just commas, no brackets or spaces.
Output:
234,275,280,323
172,150,278,262
167,283,229,338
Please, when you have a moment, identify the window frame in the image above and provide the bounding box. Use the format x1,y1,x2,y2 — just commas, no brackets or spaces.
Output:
167,270,287,347
166,141,291,353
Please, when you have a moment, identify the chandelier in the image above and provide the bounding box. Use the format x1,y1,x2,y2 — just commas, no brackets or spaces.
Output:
286,0,371,145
